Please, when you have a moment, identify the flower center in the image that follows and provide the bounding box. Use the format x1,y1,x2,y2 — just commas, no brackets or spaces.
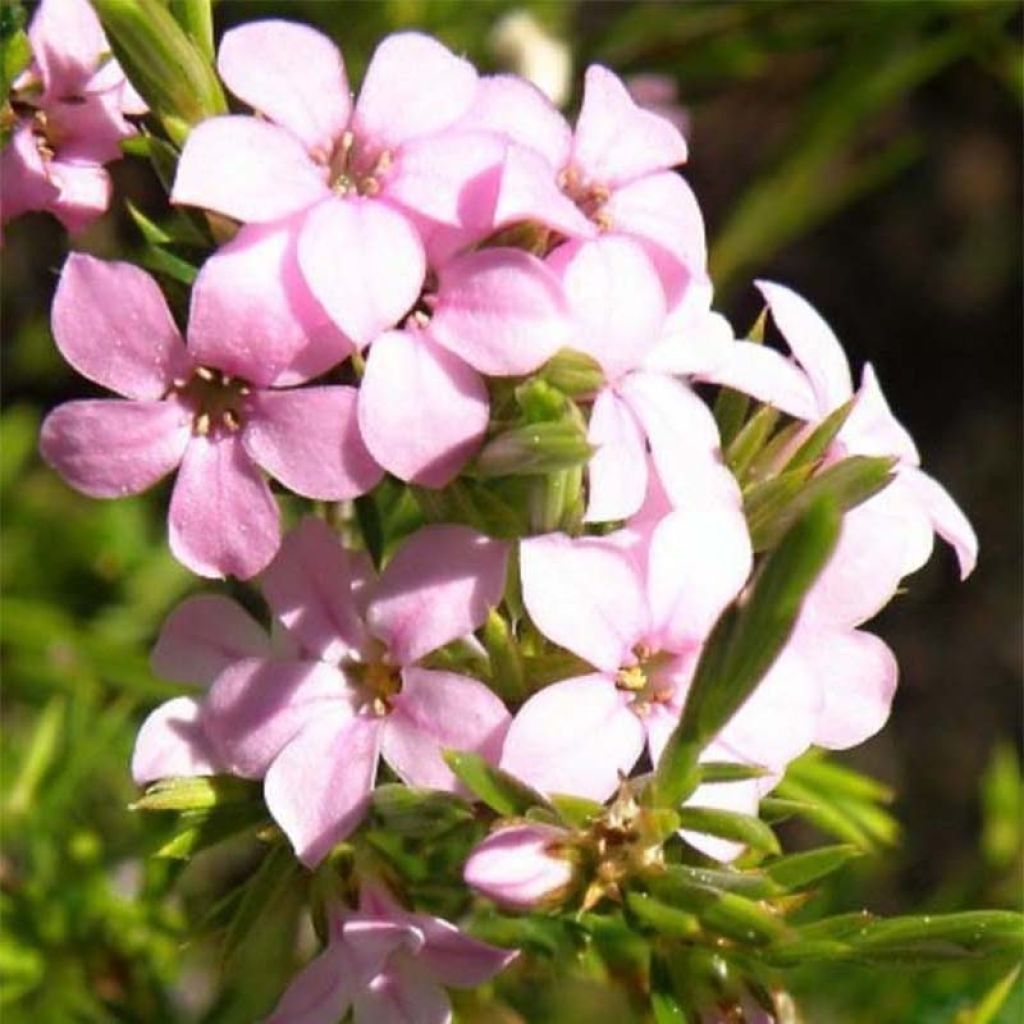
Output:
324,130,394,198
354,660,402,717
559,165,612,230
615,644,674,716
171,367,252,437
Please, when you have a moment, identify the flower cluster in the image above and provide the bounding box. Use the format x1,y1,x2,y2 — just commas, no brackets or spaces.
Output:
23,10,979,1022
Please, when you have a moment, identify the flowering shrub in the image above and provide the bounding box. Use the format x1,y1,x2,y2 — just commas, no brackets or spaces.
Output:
4,1,1020,1021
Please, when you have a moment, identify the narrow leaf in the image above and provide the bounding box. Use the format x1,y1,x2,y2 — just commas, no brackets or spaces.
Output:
676,805,780,855
763,844,862,890
132,775,261,813
443,750,552,817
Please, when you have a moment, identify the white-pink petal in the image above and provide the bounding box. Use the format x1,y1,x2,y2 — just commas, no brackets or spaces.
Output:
217,20,351,154
172,116,328,222
368,525,508,665
843,363,920,464
585,388,649,523
167,433,280,580
358,330,489,487
52,254,187,399
131,697,220,785
899,465,978,579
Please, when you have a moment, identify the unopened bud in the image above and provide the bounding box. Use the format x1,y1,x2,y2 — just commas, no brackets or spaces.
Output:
464,824,577,911
470,421,593,479
538,348,605,397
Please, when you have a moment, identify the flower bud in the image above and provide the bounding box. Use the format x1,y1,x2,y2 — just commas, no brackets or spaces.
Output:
464,824,577,911
470,421,593,479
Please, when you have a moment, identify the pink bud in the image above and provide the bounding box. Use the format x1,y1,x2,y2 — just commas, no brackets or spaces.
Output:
464,824,577,910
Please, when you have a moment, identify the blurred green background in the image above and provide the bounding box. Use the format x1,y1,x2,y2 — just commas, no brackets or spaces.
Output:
1,1,1021,1021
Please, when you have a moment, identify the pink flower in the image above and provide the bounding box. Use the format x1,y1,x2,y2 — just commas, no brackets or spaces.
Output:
203,518,511,866
267,882,516,1024
1,0,144,234
497,482,820,841
39,254,381,579
545,235,740,521
358,246,568,486
458,64,702,301
464,823,576,911
172,23,501,348
756,281,978,586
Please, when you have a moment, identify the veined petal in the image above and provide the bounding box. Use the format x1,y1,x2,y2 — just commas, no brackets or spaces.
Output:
151,594,271,685
172,116,328,222
205,657,353,778
39,398,189,497
550,235,666,381
382,668,510,791
261,517,371,665
131,697,220,785
369,525,508,665
298,197,425,348
167,433,279,580
265,712,380,867
520,533,648,672
52,254,187,399
187,217,351,389
585,388,649,523
354,32,477,149
358,330,488,487
899,465,978,579
244,386,382,500
430,248,569,376
500,674,645,801
756,280,853,413
572,65,687,187
217,20,351,154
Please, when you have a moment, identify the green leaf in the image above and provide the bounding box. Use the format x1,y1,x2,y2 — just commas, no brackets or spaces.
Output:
369,785,473,837
93,0,226,145
154,803,269,859
956,965,1022,1024
469,421,593,478
713,386,751,449
675,806,780,855
699,761,773,784
132,775,262,812
2,29,29,95
763,844,862,890
626,892,702,939
168,0,214,62
549,793,604,828
136,243,199,285
646,868,787,944
442,750,552,817
783,397,856,472
653,497,840,807
126,200,208,248
747,454,895,551
850,911,1024,959
663,864,779,900
482,610,526,702
5,697,64,816
726,405,780,478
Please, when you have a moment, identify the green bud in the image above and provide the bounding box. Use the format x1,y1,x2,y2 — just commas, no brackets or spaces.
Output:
470,421,593,479
539,348,606,396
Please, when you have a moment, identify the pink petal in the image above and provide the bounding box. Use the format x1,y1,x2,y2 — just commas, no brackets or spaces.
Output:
416,915,518,987
298,197,425,348
0,124,59,224
500,674,645,801
618,370,734,506
172,116,328,222
550,236,666,381
358,330,488,487
605,171,706,285
572,65,687,187
39,398,190,497
167,434,280,580
382,668,511,791
261,517,370,665
385,130,506,230
351,961,450,1024
491,143,595,238
28,0,108,97
131,697,219,785
899,466,978,579
48,161,111,234
265,712,380,866
243,386,382,501
520,533,648,671
368,525,508,665
150,594,271,685
755,280,853,413
51,254,187,399
354,33,477,150
843,363,920,464
430,248,569,376
796,627,898,749
265,944,355,1024
205,657,353,777
585,388,649,522
455,73,572,167
187,217,352,389
217,20,351,154
646,494,752,650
